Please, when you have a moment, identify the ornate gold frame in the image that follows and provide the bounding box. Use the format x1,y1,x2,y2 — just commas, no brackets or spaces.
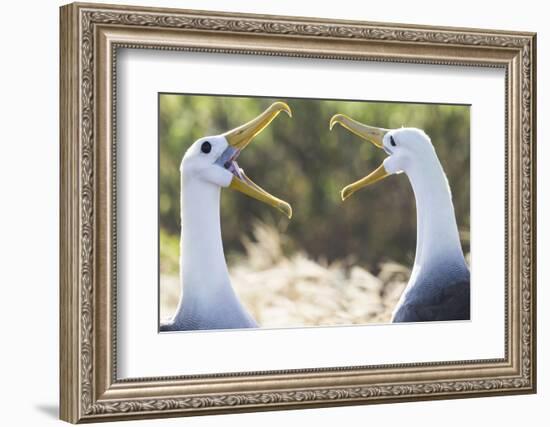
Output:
59,2,537,423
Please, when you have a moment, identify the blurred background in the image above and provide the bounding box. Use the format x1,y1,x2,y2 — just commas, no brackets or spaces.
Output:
159,94,470,327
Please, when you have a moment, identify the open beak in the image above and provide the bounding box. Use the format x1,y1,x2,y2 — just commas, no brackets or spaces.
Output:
220,102,293,218
329,114,390,201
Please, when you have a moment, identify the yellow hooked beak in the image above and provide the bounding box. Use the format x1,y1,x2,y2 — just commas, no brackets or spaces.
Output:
329,114,390,201
224,102,293,218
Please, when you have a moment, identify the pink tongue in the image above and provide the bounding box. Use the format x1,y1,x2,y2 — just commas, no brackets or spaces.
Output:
231,160,245,180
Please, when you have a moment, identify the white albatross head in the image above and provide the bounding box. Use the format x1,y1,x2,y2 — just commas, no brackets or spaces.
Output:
329,114,439,200
181,101,293,218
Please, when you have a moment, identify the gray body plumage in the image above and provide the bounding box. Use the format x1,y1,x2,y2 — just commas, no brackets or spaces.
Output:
160,283,258,331
392,261,470,322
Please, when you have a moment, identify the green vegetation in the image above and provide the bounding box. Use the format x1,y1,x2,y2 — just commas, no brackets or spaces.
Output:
159,94,469,275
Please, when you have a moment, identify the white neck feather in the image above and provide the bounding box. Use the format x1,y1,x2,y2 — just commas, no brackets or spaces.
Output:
175,177,231,312
406,156,465,272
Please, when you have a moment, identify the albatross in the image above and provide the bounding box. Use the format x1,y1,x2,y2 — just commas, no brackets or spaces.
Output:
160,102,293,332
329,114,470,322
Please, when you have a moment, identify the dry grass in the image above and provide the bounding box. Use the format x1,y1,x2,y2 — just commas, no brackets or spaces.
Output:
160,222,415,327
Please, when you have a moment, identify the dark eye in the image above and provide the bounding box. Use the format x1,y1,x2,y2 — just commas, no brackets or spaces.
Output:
389,135,397,147
201,141,212,154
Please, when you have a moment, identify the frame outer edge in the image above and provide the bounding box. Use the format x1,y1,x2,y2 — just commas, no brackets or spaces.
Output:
529,33,537,393
59,2,537,422
60,3,81,424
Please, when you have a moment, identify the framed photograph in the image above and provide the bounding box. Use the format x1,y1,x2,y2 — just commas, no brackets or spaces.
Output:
60,2,537,423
